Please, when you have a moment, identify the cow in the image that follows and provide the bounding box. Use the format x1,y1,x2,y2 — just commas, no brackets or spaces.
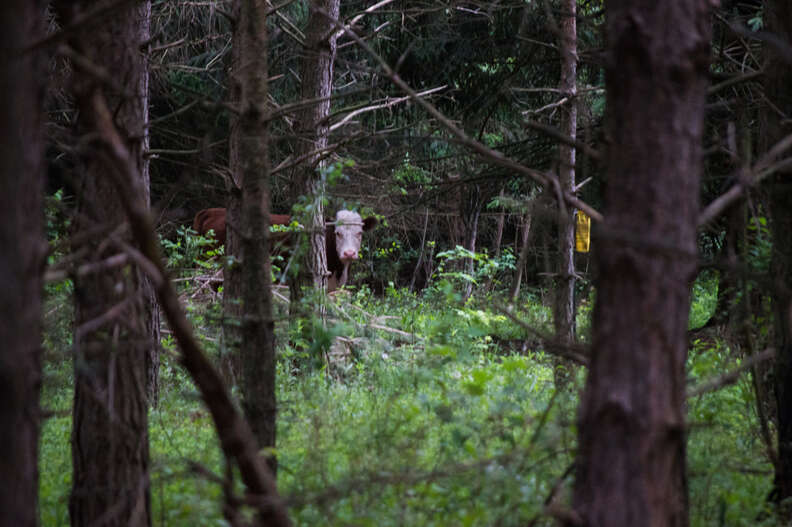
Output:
192,207,377,290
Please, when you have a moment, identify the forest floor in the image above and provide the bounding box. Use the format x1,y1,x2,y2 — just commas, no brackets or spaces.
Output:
39,270,774,526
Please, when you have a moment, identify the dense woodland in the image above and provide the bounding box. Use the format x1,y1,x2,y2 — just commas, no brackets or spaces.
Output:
3,0,792,525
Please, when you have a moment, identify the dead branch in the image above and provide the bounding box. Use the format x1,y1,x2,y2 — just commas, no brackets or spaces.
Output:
707,69,763,95
687,348,776,398
699,133,792,227
74,294,137,339
493,303,589,366
57,44,133,98
329,86,446,132
523,120,601,162
323,12,604,223
334,0,397,41
45,252,129,283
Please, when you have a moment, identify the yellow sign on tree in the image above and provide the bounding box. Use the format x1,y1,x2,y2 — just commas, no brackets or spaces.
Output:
575,210,591,253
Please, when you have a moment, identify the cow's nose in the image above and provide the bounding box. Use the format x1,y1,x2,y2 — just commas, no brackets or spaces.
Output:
342,250,357,260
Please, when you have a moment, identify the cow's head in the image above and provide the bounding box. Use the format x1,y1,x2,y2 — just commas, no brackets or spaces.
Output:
333,210,377,287
334,210,377,262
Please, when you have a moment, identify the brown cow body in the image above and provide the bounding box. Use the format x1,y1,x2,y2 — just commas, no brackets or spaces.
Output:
192,208,376,290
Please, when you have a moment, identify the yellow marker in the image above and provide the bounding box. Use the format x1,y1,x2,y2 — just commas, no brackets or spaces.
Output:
575,210,590,253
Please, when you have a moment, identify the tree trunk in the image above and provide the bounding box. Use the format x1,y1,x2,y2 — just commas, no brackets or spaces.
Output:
223,0,244,383
291,0,341,306
462,184,481,302
509,209,534,306
75,77,291,527
485,188,506,293
232,0,278,472
0,1,46,525
553,0,578,385
410,207,430,292
138,3,160,410
571,1,711,525
706,108,750,330
764,0,792,519
56,2,155,525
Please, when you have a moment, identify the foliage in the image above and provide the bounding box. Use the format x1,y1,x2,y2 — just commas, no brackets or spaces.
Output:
746,215,772,273
432,246,516,295
687,338,775,526
161,225,224,273
689,270,719,330
38,276,776,525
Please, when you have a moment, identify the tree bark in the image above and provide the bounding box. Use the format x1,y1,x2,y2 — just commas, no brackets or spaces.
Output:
509,209,534,306
764,0,792,519
410,207,430,292
77,76,291,525
223,0,244,381
553,0,578,385
485,188,506,293
0,1,46,525
571,1,711,525
54,2,154,525
291,0,341,301
139,1,160,410
462,184,481,302
229,0,279,472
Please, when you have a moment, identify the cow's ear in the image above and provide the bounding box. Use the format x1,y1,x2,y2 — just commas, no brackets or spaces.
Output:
363,216,378,231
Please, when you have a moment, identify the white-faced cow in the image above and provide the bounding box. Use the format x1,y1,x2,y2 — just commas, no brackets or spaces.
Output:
192,208,377,290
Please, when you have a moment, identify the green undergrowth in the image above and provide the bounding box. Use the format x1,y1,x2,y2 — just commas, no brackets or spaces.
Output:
687,338,775,526
37,269,775,525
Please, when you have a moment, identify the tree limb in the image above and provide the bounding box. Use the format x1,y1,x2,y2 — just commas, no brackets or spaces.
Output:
687,348,776,398
699,133,792,227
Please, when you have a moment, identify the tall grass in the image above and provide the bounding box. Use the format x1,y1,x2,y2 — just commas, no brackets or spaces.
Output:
38,269,773,525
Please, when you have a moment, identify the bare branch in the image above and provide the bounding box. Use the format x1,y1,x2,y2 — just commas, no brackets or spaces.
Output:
45,253,129,283
329,86,446,132
322,11,604,223
687,348,776,398
699,133,792,227
708,69,763,95
57,44,134,98
524,120,601,162
493,304,589,366
335,0,397,40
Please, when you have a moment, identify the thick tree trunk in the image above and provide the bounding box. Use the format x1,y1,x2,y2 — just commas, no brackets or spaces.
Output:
0,1,46,525
553,0,577,351
56,2,155,525
571,1,711,525
233,0,278,472
765,0,792,519
291,0,341,304
75,76,290,527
